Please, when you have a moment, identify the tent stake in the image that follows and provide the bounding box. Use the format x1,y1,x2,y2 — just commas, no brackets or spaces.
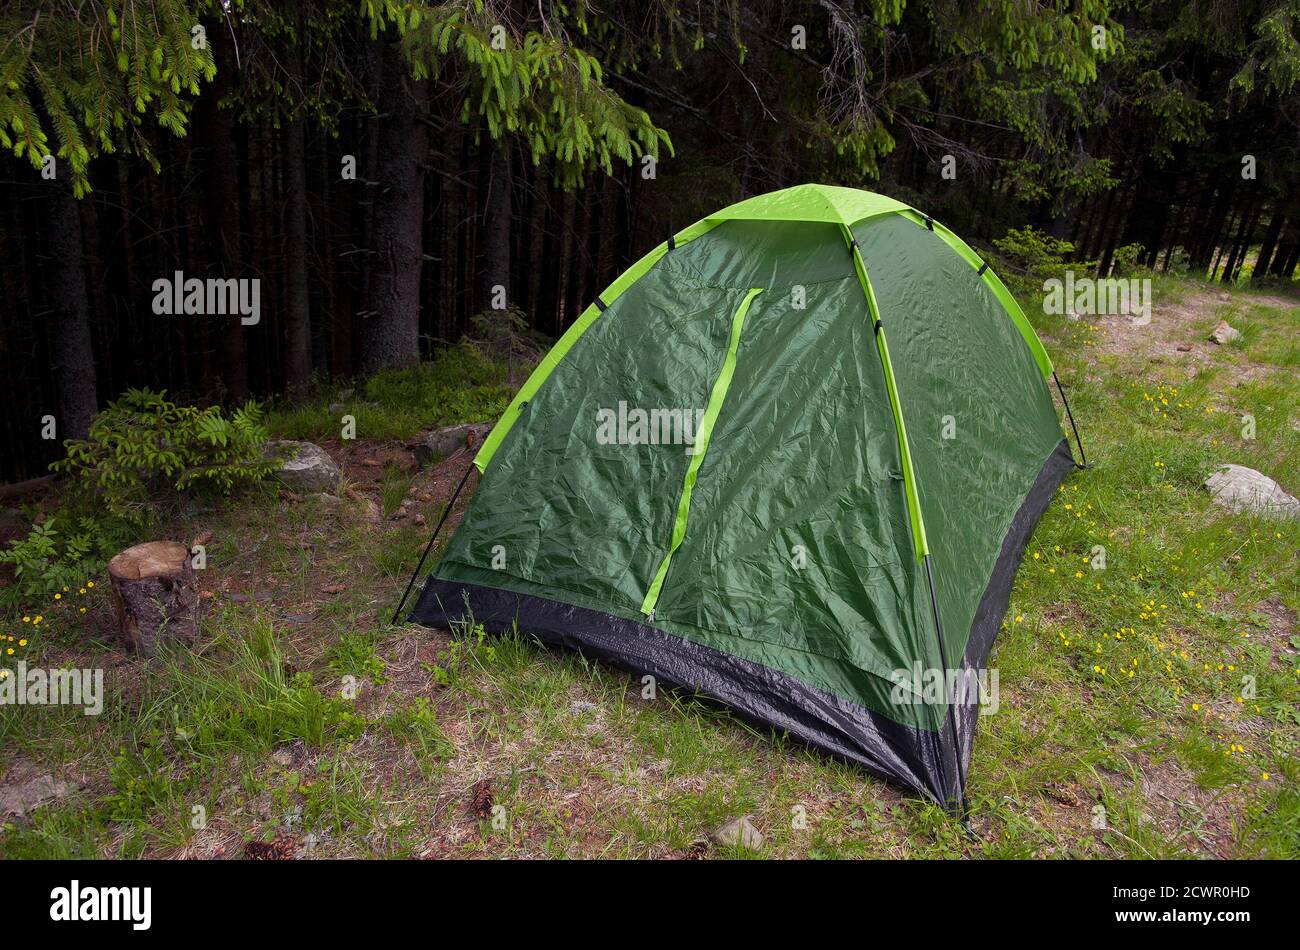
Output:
391,462,474,625
1052,371,1088,469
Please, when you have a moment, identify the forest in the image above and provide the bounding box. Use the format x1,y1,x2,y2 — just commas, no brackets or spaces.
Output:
2,0,1299,483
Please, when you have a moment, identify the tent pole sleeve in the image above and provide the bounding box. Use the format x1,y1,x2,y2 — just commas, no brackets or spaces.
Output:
1052,371,1088,469
640,288,764,616
840,224,930,560
391,462,474,624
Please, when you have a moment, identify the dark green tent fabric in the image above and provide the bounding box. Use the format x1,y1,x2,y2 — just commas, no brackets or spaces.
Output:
411,185,1078,806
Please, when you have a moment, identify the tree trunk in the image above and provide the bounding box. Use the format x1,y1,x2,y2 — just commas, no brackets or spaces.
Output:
283,111,312,389
1193,180,1235,274
1229,199,1263,282
1220,196,1257,282
526,163,547,319
556,189,577,332
1277,229,1300,278
361,42,429,376
477,141,512,314
208,27,248,402
596,175,619,287
1269,218,1299,276
108,541,200,655
1253,209,1285,282
46,178,98,440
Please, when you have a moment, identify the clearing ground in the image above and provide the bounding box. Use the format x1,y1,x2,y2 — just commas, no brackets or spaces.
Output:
1,275,1296,859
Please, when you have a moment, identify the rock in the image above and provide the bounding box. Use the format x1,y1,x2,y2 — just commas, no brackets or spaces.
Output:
0,767,78,818
1176,344,1192,352
349,493,382,525
108,541,201,654
712,816,764,851
423,423,492,461
1204,464,1300,519
1209,320,1242,345
266,441,342,494
272,740,306,768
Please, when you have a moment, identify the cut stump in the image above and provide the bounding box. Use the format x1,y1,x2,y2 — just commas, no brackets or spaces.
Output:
107,541,200,654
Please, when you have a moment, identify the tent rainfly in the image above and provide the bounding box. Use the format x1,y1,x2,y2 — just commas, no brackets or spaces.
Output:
405,184,1085,809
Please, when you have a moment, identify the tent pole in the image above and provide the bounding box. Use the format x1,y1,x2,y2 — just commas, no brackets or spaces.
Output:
1052,371,1088,469
391,462,475,624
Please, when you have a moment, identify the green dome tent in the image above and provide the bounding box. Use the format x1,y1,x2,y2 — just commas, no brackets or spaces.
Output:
405,184,1085,808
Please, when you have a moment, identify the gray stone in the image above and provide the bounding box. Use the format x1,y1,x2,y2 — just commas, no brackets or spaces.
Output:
712,816,764,851
355,495,382,525
1205,464,1300,519
1209,320,1242,345
424,423,492,460
266,441,341,494
0,772,77,818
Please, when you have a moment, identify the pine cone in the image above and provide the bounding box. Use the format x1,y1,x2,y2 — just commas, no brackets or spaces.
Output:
470,778,494,821
245,830,296,860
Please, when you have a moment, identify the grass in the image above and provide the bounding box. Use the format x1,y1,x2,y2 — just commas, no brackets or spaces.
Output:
266,342,517,445
0,276,1296,859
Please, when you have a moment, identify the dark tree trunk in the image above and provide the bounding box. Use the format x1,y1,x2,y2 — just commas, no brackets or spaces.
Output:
557,188,577,332
1193,180,1236,274
574,174,594,313
526,164,546,318
1253,209,1285,282
207,28,248,402
1229,199,1263,282
1220,196,1258,282
477,141,512,314
46,179,98,439
361,43,429,375
597,175,619,286
1269,218,1300,276
1280,238,1300,278
1118,155,1172,267
283,111,312,389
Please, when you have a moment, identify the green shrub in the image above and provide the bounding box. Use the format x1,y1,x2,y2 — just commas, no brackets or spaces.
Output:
363,341,516,424
0,518,104,607
53,388,276,522
993,226,1082,275
267,342,524,445
1110,242,1149,275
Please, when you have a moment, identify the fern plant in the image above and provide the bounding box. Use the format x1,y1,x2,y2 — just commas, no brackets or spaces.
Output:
52,387,276,521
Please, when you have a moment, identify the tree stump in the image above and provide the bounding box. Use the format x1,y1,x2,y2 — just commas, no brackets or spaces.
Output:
107,542,200,654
